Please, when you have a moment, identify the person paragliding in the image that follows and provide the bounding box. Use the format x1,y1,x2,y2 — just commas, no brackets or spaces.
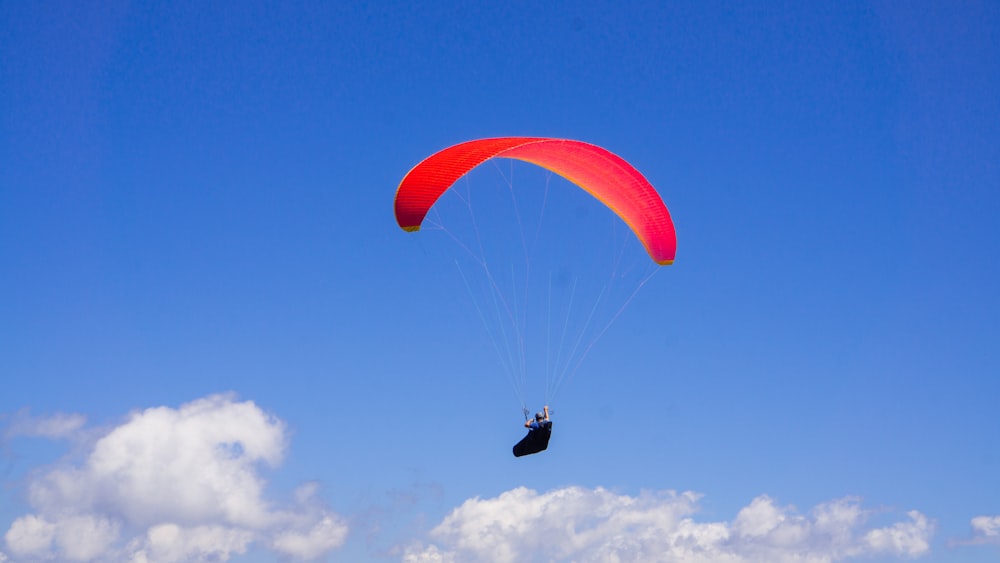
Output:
513,405,552,457
393,137,677,458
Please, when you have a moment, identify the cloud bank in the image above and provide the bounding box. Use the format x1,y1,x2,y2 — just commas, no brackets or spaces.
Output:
2,394,347,562
402,486,933,563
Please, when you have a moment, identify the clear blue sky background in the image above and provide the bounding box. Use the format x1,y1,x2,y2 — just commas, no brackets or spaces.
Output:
2,1,998,562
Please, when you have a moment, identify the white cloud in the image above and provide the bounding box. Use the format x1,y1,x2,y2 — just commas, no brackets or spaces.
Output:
5,515,56,559
402,486,934,563
4,512,120,561
971,515,1000,537
952,516,1000,546
3,394,348,562
862,511,932,556
3,410,87,440
128,524,254,563
271,515,350,559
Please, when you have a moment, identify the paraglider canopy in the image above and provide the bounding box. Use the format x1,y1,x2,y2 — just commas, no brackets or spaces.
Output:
394,137,676,265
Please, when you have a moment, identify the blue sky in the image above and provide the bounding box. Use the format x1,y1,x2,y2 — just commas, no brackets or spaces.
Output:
2,1,998,561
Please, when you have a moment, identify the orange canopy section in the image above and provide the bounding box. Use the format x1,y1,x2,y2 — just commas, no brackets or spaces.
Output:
394,137,676,265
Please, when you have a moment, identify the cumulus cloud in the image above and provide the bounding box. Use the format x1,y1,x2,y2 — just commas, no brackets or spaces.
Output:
402,486,934,563
3,394,347,562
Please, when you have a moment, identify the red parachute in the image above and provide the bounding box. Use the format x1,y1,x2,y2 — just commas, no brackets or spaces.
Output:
394,137,676,265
